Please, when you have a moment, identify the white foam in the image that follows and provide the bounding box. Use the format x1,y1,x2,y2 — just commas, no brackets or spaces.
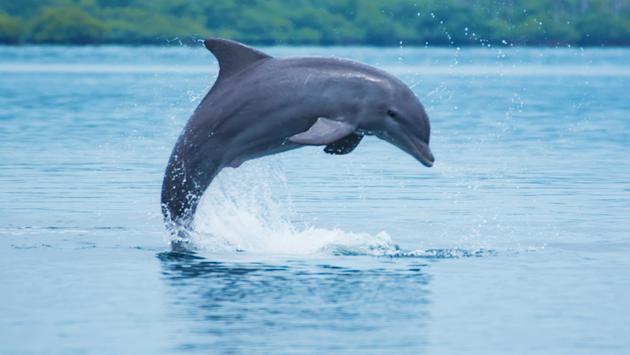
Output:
189,160,400,256
184,160,535,258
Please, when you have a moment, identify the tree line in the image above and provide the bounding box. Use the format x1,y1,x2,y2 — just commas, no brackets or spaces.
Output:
1,0,628,46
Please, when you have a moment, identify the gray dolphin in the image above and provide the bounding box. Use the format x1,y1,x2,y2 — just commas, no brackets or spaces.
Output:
161,38,434,240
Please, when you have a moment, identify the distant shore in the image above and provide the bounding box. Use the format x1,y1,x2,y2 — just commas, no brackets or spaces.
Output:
1,1,628,47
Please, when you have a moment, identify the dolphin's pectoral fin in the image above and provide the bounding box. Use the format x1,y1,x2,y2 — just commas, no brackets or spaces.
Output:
289,117,356,145
324,133,364,155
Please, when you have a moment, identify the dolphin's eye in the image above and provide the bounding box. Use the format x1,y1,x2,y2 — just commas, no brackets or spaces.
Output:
387,110,398,118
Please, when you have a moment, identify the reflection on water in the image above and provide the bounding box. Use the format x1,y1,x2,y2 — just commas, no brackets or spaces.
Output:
158,252,431,352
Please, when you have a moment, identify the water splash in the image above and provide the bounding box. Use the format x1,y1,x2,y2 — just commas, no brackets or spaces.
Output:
188,160,405,255
185,160,530,258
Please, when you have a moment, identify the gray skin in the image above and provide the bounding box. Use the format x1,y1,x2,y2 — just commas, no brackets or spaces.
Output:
161,38,434,242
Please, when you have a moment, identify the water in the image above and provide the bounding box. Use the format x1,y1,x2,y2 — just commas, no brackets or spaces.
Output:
1,45,629,354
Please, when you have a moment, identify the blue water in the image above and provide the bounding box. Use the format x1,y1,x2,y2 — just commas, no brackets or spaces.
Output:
1,45,630,354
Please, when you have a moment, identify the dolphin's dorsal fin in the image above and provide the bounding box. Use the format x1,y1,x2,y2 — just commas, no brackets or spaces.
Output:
204,38,271,80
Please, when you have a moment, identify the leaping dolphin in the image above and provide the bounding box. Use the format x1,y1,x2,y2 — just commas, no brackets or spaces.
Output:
161,38,434,242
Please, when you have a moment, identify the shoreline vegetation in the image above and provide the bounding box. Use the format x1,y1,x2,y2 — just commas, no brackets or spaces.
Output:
1,1,629,47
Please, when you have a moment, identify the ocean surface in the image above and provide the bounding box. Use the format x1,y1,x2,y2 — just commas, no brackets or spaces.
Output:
1,44,629,354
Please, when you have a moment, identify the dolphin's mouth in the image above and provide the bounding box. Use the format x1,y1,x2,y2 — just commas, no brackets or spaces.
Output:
378,130,435,168
407,136,435,168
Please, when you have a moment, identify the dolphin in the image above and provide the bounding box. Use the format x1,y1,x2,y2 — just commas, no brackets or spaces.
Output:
161,38,434,241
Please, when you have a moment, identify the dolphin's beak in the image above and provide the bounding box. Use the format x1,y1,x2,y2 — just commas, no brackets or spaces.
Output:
411,140,435,167
379,127,435,167
399,132,434,167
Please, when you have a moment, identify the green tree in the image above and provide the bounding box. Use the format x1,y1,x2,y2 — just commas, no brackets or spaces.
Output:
99,6,209,44
0,13,24,44
28,6,105,44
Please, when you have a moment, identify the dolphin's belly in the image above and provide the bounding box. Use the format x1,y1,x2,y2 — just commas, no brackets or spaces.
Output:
225,134,301,167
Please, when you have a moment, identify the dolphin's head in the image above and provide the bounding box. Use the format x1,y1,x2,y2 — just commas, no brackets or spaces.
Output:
360,79,435,167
